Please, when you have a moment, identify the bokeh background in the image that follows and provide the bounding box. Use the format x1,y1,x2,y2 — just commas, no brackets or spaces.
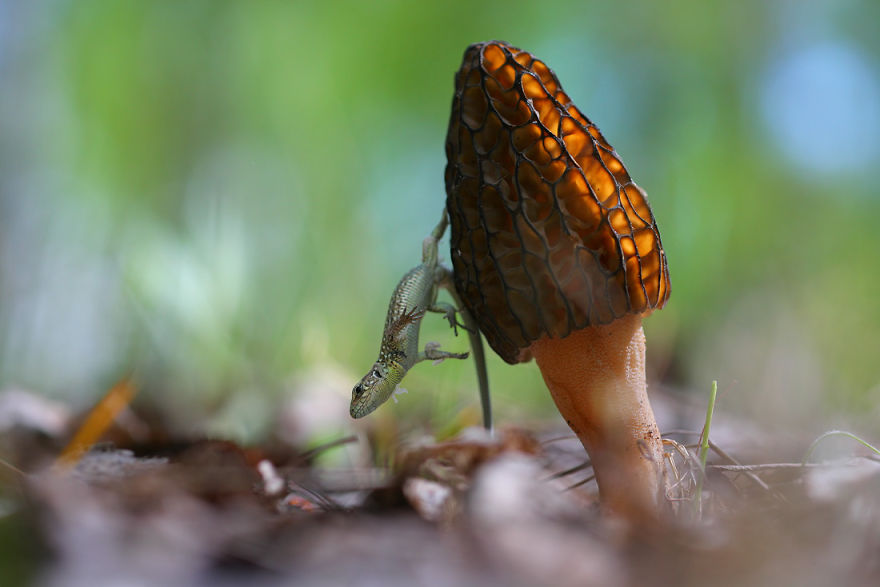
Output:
1,0,879,444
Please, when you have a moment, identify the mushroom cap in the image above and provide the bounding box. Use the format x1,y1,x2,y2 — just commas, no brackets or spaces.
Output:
445,41,670,364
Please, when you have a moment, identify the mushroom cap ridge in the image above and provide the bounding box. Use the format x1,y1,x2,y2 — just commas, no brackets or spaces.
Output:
445,40,670,364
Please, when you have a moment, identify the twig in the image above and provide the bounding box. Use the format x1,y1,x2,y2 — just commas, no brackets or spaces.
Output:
663,428,779,498
707,441,772,493
540,434,579,445
289,481,343,511
545,460,592,481
711,460,873,472
299,435,358,462
565,473,596,491
0,456,26,478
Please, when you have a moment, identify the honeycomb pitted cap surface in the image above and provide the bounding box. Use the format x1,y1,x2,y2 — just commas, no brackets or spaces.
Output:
445,40,670,364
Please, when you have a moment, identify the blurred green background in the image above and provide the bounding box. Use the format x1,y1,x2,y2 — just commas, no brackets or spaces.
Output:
1,0,879,442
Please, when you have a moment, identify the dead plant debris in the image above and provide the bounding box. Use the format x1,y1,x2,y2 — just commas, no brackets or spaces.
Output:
1,387,879,587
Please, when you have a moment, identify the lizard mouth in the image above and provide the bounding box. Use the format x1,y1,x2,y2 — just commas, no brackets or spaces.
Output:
350,385,367,419
350,396,377,419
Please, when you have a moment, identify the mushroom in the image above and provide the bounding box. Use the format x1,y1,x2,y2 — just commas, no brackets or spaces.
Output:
444,41,671,519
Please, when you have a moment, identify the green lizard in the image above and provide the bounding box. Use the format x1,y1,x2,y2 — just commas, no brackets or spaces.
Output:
350,211,492,429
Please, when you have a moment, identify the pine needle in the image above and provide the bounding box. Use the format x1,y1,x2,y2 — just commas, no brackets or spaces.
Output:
55,376,137,469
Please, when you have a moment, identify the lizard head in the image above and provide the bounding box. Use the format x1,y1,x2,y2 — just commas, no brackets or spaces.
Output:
350,361,405,418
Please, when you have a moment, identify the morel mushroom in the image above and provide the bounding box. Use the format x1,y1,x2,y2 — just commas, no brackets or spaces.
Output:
445,41,671,518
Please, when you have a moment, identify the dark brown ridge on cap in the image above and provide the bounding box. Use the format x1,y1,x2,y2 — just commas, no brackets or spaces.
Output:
444,40,670,364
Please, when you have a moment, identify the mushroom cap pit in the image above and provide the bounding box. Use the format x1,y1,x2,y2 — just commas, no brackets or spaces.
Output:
445,40,671,364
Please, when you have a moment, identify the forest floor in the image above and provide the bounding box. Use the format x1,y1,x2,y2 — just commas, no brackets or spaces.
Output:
1,384,879,587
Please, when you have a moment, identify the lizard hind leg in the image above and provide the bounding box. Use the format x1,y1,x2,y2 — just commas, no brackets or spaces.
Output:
387,306,426,345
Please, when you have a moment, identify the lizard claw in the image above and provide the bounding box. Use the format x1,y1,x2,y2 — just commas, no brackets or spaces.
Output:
442,309,471,336
443,310,458,336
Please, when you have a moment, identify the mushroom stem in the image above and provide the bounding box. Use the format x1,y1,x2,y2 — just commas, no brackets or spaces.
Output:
529,315,667,519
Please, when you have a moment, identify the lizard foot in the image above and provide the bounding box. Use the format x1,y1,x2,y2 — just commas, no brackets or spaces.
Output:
444,311,472,336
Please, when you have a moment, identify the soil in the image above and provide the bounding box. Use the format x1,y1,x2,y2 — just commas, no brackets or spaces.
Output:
1,388,879,587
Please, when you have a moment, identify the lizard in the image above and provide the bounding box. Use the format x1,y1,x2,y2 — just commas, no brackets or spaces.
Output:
350,210,492,429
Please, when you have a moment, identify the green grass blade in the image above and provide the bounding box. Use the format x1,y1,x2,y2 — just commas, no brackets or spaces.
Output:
801,430,880,464
694,380,718,517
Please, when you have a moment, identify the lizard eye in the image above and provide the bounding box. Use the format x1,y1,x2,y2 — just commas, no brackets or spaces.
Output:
372,369,381,379
353,384,363,397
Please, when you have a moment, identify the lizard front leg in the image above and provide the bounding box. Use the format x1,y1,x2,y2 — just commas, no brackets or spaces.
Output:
426,301,471,336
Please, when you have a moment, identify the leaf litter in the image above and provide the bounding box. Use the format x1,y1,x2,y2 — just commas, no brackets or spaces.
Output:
1,384,880,587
